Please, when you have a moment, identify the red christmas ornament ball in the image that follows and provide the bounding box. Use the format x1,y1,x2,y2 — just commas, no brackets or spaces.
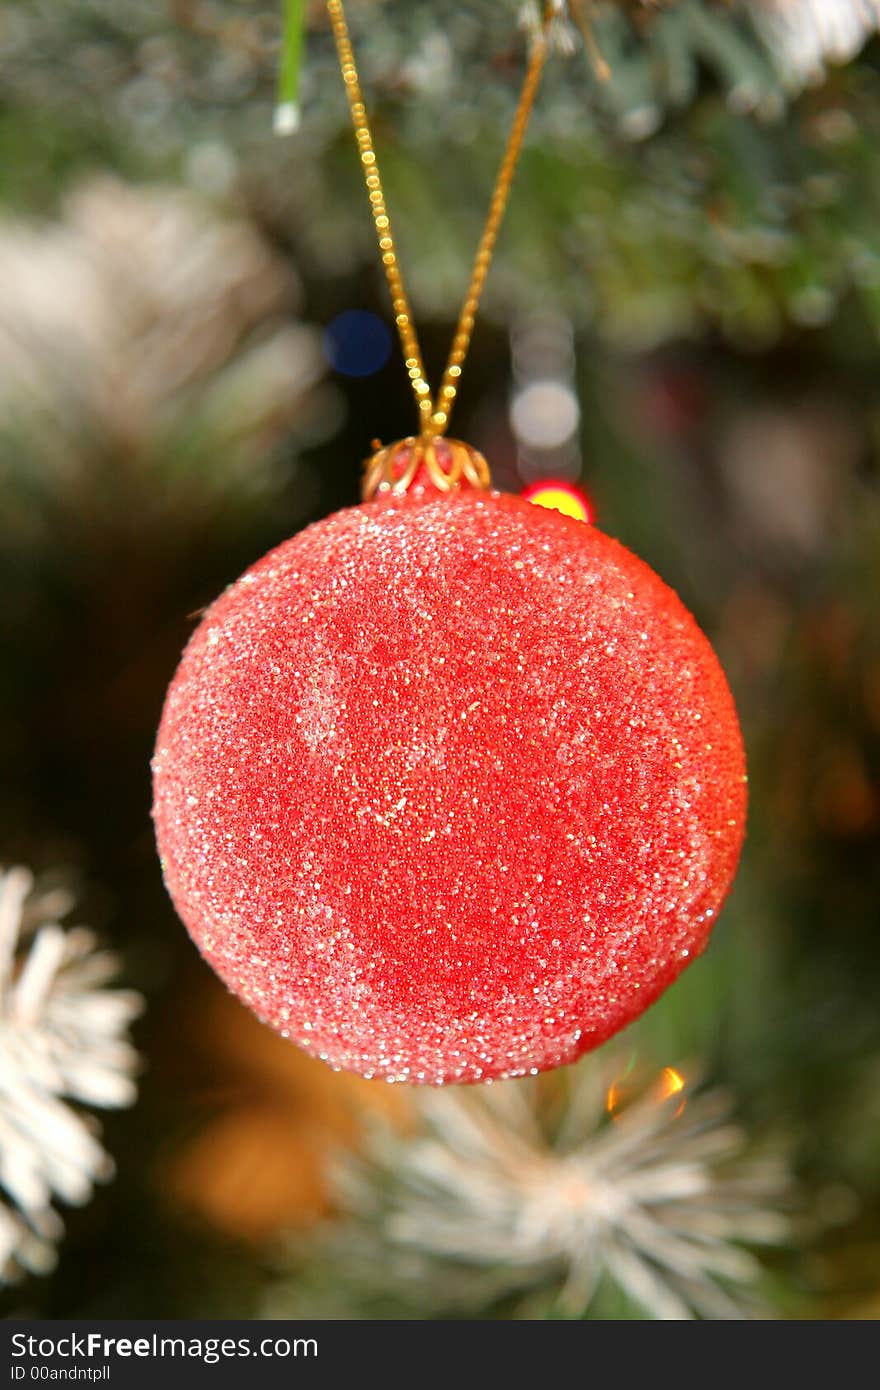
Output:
153,461,746,1084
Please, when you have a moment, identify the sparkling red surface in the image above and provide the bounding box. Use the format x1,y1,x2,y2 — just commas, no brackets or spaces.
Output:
153,480,746,1084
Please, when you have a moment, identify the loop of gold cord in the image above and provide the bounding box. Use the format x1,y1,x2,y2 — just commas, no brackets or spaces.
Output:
327,0,554,440
326,0,434,431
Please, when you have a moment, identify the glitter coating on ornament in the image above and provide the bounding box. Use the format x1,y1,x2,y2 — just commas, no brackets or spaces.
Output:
153,481,747,1084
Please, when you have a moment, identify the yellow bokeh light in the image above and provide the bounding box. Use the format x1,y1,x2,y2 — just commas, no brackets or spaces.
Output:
523,481,593,524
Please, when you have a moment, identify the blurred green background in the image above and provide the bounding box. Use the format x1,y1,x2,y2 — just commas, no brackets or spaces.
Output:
1,0,879,1319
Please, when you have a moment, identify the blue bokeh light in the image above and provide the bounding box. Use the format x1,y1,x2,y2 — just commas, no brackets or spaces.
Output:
323,309,393,378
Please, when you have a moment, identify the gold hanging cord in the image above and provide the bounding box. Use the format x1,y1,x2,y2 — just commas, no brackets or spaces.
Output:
327,0,557,441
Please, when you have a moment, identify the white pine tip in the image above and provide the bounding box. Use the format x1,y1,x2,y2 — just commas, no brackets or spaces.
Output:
273,102,301,136
0,863,142,1285
343,1063,793,1320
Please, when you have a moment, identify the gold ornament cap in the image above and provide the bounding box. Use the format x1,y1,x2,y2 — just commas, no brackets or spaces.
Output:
362,437,492,501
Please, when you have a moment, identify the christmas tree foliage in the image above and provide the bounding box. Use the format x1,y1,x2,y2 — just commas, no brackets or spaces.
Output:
0,1,879,1320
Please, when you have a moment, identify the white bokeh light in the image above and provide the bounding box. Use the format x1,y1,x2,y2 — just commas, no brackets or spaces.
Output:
510,379,580,450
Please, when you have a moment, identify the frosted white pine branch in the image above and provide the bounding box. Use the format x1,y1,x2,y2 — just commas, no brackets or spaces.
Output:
0,866,142,1282
519,1,579,55
751,0,880,84
339,1059,792,1319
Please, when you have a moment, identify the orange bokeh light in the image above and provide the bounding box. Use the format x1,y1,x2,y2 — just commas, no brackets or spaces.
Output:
659,1066,685,1100
605,1065,687,1120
